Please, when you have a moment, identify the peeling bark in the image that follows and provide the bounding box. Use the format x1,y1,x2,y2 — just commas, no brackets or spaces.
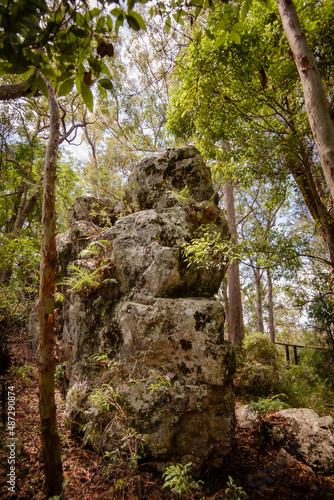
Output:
277,0,334,202
38,80,64,498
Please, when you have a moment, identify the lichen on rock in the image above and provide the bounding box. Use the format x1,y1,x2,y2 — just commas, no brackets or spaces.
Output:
56,146,235,475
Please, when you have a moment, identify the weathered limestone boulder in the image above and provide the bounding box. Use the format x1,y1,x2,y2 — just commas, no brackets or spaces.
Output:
68,196,120,226
270,408,334,472
57,147,235,474
124,147,215,210
107,207,228,298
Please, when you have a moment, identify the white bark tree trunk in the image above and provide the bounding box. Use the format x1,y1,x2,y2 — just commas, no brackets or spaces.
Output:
267,269,275,343
277,0,334,201
253,266,265,333
223,181,245,346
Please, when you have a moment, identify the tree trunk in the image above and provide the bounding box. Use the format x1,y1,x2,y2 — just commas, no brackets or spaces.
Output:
221,277,230,341
254,266,264,333
38,80,64,498
223,181,245,346
277,0,334,202
267,269,275,343
0,181,43,284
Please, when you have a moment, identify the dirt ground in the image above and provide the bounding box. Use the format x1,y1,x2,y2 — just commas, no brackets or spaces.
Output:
1,328,334,499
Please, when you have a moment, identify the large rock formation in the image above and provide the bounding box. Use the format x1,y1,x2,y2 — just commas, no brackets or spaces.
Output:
56,147,235,474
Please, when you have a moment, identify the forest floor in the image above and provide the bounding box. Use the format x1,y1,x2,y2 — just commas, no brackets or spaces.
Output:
1,328,334,499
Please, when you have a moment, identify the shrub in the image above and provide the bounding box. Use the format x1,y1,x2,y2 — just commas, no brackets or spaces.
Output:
162,462,203,496
247,395,289,420
235,333,280,398
242,332,279,366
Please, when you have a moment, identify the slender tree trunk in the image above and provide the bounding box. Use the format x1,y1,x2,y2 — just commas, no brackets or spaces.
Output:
221,277,230,341
223,181,245,346
277,0,334,202
38,80,64,498
267,269,275,343
253,266,264,333
0,181,43,284
13,180,43,234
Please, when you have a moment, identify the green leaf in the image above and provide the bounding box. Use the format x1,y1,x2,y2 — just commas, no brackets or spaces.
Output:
115,15,124,34
58,79,74,96
126,14,140,31
212,18,228,33
195,6,202,18
205,29,215,40
98,84,107,99
214,32,227,49
232,22,246,32
173,11,184,25
230,31,241,44
100,61,111,77
111,7,125,17
87,7,101,19
75,74,81,93
106,14,113,30
81,81,94,111
72,26,89,38
241,0,253,21
99,78,113,91
40,66,57,80
127,10,146,30
77,62,85,78
36,75,48,98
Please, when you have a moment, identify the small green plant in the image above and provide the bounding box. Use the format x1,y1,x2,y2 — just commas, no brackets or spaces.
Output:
247,394,289,420
79,239,112,259
8,365,35,381
59,262,117,295
92,296,113,316
168,185,193,205
147,375,172,393
182,224,240,272
89,353,120,372
55,361,68,379
120,427,148,469
162,462,203,496
223,476,247,499
89,204,113,227
115,478,125,492
88,384,121,412
55,291,64,303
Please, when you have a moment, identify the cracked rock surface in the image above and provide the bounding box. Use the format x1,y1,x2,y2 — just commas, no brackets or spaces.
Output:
56,147,235,474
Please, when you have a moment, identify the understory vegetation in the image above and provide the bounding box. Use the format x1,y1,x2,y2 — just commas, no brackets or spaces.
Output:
235,332,334,416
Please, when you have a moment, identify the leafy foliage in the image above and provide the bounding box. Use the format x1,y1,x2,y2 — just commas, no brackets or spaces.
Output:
247,395,289,420
0,0,147,108
79,240,112,259
162,462,202,496
223,476,247,500
59,260,117,296
242,332,279,366
182,224,240,271
147,376,172,394
88,384,121,413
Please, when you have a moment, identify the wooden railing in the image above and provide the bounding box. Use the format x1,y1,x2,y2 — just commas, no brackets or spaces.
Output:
274,342,325,365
